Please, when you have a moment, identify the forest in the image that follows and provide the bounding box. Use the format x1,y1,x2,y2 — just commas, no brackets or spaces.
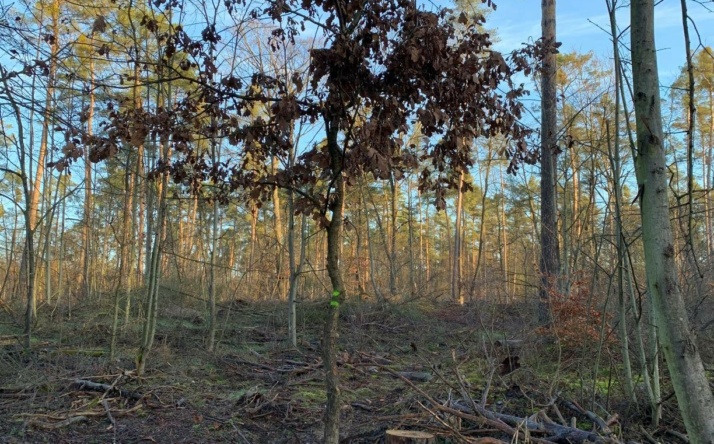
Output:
0,0,713,442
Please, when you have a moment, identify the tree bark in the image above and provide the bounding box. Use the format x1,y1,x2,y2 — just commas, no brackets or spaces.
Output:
451,172,464,305
361,182,384,303
389,173,399,298
82,46,95,300
323,117,346,444
272,156,285,298
630,0,714,440
539,0,559,325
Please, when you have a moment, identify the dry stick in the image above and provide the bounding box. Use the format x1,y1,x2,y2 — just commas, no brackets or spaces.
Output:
664,428,690,444
639,425,658,444
17,404,141,422
480,366,497,408
27,415,88,429
101,399,116,428
449,349,486,416
100,373,124,401
417,400,470,443
562,400,612,434
551,403,568,426
417,401,478,443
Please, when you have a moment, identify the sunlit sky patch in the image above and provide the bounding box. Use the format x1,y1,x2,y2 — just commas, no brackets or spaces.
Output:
481,0,714,85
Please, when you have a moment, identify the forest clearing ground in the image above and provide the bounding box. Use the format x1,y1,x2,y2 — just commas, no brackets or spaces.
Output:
0,296,692,443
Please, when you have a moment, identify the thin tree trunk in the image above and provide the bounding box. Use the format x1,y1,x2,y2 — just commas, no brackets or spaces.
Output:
28,0,59,252
630,0,714,439
272,156,285,298
207,127,220,352
361,183,383,303
247,205,258,286
134,143,145,287
389,174,398,298
499,169,510,301
24,221,36,349
323,117,346,444
417,189,424,289
137,48,172,374
608,0,662,412
110,166,133,361
83,49,95,300
407,177,416,294
452,172,464,305
470,153,491,298
57,194,66,310
287,210,307,347
425,197,430,285
3,66,37,348
42,169,63,306
137,144,168,376
706,93,714,258
680,0,703,283
604,5,638,404
606,121,636,404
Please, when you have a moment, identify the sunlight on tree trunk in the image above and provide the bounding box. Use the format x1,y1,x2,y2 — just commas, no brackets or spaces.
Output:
539,0,559,326
630,0,714,439
451,172,464,305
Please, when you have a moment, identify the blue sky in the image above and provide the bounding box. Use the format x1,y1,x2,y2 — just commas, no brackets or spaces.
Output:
483,0,714,85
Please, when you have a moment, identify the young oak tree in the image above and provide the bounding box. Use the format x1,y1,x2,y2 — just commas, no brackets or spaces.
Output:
56,0,549,441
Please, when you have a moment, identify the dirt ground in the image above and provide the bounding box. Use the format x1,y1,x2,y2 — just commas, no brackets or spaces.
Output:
0,298,695,443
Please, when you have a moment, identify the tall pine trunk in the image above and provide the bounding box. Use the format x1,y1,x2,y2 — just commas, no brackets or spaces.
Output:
539,0,559,325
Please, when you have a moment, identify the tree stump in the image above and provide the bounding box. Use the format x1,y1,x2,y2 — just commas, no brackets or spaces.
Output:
384,430,435,444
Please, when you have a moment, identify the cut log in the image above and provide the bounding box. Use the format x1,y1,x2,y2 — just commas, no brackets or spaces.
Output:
385,430,435,444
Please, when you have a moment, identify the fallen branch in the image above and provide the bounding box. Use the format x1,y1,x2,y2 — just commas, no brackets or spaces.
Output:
27,415,88,429
373,362,541,443
417,400,467,440
450,401,619,444
102,399,116,428
72,379,143,400
372,361,620,444
562,400,612,434
664,428,689,444
17,403,143,422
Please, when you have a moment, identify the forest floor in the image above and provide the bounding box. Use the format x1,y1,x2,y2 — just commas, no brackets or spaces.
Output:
0,294,699,443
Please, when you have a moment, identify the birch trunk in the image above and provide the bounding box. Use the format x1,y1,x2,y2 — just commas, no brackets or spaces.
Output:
630,1,714,439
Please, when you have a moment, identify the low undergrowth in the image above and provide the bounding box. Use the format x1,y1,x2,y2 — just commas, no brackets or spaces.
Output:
0,296,696,443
